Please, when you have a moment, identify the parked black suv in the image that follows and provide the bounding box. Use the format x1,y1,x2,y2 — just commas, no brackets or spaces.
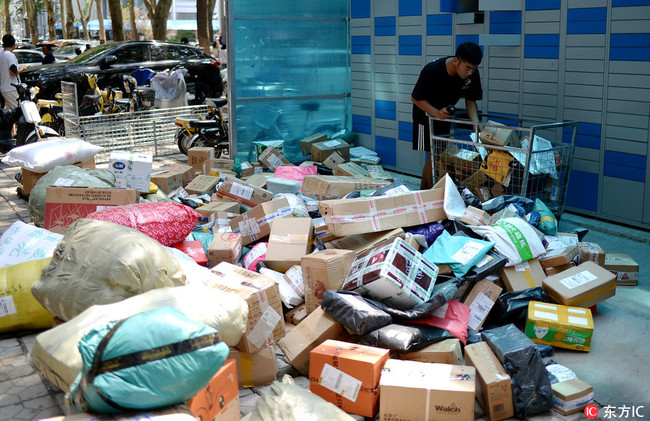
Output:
21,40,223,105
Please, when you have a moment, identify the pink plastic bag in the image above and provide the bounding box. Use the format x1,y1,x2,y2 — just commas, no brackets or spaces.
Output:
243,242,267,272
86,202,200,246
274,165,317,192
407,299,471,344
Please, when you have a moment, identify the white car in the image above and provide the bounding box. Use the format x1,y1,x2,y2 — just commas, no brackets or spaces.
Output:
15,49,46,68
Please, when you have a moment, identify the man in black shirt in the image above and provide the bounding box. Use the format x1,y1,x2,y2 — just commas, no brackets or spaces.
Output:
42,44,55,64
411,42,483,189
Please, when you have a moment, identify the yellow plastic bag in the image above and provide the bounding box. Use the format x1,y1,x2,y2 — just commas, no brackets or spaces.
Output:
0,258,54,333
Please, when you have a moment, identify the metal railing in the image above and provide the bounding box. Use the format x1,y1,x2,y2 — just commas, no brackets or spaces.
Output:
61,81,210,162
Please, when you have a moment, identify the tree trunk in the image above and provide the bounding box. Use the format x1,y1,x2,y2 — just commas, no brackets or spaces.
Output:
59,0,68,38
96,0,105,43
208,0,216,43
128,0,137,40
65,0,74,38
197,0,209,54
26,0,38,43
75,0,94,40
45,0,56,40
142,0,172,41
4,0,10,35
107,0,124,40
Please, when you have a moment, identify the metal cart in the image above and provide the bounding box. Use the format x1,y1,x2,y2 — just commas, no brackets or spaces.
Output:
61,81,211,163
429,114,578,216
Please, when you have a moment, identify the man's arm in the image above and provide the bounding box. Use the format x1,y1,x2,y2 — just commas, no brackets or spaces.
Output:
411,96,453,120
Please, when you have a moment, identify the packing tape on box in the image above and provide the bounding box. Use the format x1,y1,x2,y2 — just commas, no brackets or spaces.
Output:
269,234,309,244
325,195,443,230
240,352,255,388
258,206,293,226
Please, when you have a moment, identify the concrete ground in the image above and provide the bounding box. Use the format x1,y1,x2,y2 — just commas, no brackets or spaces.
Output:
0,152,648,421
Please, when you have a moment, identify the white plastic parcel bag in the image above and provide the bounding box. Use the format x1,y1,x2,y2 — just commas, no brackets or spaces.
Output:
1,138,103,172
433,173,467,221
470,217,545,266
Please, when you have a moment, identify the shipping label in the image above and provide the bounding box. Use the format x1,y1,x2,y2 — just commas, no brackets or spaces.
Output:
230,183,254,200
558,270,598,289
467,292,494,331
451,241,485,266
248,306,281,348
319,363,362,402
0,295,17,317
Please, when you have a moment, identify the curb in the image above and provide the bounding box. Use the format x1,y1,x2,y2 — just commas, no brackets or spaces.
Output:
561,212,650,244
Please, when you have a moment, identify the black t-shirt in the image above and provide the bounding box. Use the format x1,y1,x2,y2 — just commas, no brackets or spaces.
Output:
411,56,482,126
42,53,55,65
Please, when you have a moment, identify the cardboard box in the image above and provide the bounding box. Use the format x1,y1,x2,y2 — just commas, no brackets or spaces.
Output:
229,197,293,245
301,249,356,314
208,262,285,353
319,188,445,237
542,261,617,308
243,173,270,188
285,303,307,325
366,164,394,182
299,133,327,156
310,339,390,417
217,176,272,208
283,265,305,298
324,228,404,258
164,163,195,186
150,170,183,194
463,279,503,331
605,253,639,286
479,120,520,147
43,187,138,234
240,161,254,177
210,158,235,171
342,238,439,310
196,200,240,220
264,217,313,272
253,140,284,162
172,240,207,266
540,244,580,269
210,212,240,233
462,170,489,198
188,147,214,173
207,232,243,267
448,146,483,177
479,150,514,185
323,151,346,170
464,342,514,421
228,345,276,388
379,359,476,421
208,168,237,179
258,146,292,171
109,150,153,193
460,206,493,226
311,139,351,162
333,162,371,178
544,262,575,276
398,338,463,365
187,358,239,421
251,161,263,173
551,378,594,415
184,174,220,195
301,175,390,201
577,242,606,267
498,258,546,291
313,217,337,243
20,158,95,195
525,301,594,351
277,307,349,375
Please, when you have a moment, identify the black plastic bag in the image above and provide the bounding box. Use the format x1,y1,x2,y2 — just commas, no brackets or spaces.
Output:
483,287,550,329
371,180,410,197
365,278,461,321
481,195,534,214
320,290,392,336
482,324,554,419
463,250,509,283
461,187,482,209
443,220,484,239
359,323,454,352
403,222,445,247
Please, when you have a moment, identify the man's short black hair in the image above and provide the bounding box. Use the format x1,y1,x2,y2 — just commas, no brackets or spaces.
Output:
455,42,482,66
2,34,15,48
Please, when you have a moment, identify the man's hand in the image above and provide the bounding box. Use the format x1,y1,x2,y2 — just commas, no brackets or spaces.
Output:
434,107,453,120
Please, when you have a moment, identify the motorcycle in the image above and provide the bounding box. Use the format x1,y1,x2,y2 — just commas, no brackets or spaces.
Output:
175,97,229,157
0,83,60,152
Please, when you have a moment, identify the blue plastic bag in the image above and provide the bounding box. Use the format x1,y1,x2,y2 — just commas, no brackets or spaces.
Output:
423,230,495,277
69,307,229,414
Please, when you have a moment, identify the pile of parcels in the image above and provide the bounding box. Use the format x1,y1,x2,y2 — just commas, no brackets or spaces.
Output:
0,135,641,421
435,120,566,203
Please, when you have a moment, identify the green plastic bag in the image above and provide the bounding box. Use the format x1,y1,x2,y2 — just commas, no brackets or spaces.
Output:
534,199,557,235
69,307,229,414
